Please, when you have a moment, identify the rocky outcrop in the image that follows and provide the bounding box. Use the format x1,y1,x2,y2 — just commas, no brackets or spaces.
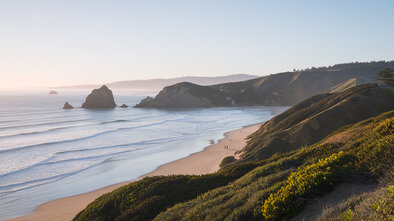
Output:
82,85,116,109
211,61,394,106
63,102,74,109
135,61,394,108
120,104,128,108
134,82,234,108
49,91,58,95
134,97,154,108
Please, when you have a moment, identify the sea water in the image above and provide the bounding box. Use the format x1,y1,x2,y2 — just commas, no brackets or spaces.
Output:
0,89,287,220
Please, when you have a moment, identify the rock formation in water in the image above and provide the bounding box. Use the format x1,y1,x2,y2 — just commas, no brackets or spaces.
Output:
134,96,154,108
63,102,74,109
49,91,58,95
120,104,128,108
81,85,116,109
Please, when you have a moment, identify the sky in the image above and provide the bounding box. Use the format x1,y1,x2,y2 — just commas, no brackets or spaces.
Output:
1,0,394,88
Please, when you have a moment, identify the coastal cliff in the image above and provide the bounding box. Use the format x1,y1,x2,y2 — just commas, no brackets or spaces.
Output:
135,61,394,108
74,82,394,220
135,82,234,108
239,83,394,161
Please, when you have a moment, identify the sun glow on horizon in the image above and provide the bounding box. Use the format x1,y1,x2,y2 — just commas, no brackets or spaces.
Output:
1,0,394,89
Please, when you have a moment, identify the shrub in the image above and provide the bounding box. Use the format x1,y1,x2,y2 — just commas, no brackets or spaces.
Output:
73,161,263,221
219,156,236,168
262,151,351,220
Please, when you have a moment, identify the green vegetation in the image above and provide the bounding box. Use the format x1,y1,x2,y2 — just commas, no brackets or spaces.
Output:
262,151,350,219
241,84,394,161
320,185,394,221
75,100,394,220
138,61,394,108
369,185,394,220
219,156,236,168
154,111,393,220
73,161,262,221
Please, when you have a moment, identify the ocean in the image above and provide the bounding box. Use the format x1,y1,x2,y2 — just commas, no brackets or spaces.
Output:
0,89,287,220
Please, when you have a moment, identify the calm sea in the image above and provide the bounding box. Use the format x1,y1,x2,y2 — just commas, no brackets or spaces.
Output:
0,89,287,220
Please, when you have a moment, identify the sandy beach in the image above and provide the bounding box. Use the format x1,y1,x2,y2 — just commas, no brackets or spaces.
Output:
10,124,261,221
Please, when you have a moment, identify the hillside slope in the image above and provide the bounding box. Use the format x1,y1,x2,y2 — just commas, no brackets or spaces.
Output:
74,110,394,221
75,83,393,220
134,82,233,108
239,84,394,161
136,61,394,108
155,111,393,220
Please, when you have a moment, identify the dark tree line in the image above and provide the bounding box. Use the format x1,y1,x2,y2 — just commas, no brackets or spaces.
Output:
292,60,394,73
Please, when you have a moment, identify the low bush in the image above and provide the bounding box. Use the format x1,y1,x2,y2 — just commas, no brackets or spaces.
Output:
73,161,263,221
262,151,352,220
219,156,236,168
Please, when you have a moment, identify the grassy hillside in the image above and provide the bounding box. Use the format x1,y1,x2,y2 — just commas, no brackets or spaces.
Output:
154,110,393,220
74,110,393,220
211,61,394,106
239,84,394,161
136,61,394,108
73,161,263,221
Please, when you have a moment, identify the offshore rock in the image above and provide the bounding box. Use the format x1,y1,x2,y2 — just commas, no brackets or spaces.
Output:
82,85,116,109
134,96,154,108
63,102,74,109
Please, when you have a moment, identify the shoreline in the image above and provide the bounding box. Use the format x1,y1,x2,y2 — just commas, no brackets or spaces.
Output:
9,123,261,221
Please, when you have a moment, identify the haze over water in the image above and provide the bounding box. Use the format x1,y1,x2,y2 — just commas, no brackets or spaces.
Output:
0,90,287,220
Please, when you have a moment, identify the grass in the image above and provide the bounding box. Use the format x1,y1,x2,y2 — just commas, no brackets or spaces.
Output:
74,110,394,221
155,111,394,220
262,151,351,220
73,160,262,221
319,184,394,221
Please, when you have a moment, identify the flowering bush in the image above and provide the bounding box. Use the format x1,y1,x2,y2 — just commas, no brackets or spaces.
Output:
262,151,349,220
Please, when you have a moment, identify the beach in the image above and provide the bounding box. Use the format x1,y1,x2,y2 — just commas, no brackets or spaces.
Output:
10,123,261,221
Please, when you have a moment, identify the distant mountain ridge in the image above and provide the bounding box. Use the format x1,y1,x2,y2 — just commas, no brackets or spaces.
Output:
52,74,259,90
135,61,394,108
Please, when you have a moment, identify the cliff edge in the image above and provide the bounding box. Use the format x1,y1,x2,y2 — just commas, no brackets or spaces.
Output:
134,82,234,108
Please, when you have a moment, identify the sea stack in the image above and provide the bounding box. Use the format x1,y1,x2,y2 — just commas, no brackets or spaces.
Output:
120,104,128,108
49,90,58,95
82,85,116,109
63,102,74,109
134,96,154,108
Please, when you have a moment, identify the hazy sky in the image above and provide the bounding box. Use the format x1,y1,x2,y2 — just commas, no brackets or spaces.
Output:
1,0,394,88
